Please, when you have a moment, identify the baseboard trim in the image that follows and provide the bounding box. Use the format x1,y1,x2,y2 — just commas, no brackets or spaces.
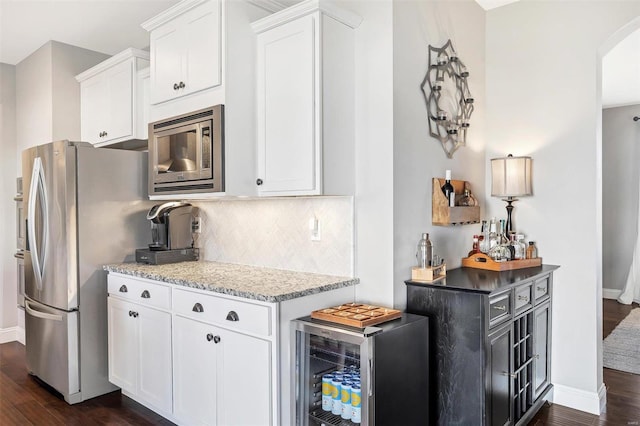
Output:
0,326,21,344
16,326,25,345
552,383,604,415
602,288,622,300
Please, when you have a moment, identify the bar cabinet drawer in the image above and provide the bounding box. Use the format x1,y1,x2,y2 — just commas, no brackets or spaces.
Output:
108,273,171,310
514,284,533,313
489,292,511,327
534,276,550,303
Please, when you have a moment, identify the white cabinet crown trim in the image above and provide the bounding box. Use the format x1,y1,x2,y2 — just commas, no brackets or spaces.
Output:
251,0,362,33
246,0,290,13
75,48,149,82
141,0,209,31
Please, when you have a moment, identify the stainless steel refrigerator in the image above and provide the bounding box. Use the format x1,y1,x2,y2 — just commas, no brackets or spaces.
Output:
291,313,430,426
22,140,152,404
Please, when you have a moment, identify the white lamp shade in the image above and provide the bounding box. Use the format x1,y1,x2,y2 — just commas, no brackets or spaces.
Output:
491,156,532,197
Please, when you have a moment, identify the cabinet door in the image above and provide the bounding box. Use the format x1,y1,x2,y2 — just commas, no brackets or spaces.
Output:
218,329,272,426
532,303,551,399
151,25,185,105
137,305,172,413
105,59,134,142
173,315,219,426
80,74,107,144
256,14,320,196
107,297,138,393
184,0,221,96
488,323,513,426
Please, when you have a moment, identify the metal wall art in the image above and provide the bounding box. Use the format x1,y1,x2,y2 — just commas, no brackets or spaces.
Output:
420,40,474,158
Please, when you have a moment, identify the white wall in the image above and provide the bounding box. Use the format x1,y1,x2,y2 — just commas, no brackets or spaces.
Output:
392,0,486,309
486,1,640,414
0,63,18,340
602,105,640,297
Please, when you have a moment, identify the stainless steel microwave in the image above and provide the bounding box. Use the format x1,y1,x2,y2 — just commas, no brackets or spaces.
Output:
149,105,224,195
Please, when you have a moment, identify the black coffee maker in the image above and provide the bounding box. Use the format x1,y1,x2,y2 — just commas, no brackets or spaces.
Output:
135,201,199,264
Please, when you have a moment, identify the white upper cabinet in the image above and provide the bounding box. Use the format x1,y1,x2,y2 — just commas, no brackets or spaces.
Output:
252,0,361,197
75,48,149,147
142,0,221,105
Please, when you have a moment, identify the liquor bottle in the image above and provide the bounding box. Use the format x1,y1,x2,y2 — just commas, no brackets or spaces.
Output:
459,189,478,207
468,235,480,257
441,170,455,207
514,234,526,260
488,218,498,250
526,241,538,259
479,220,489,253
498,220,510,245
416,233,433,268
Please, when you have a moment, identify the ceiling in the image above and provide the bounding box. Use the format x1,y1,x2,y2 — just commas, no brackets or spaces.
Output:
0,0,636,107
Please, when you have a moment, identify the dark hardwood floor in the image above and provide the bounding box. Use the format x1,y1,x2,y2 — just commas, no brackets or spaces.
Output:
1,299,639,425
530,299,640,426
0,342,174,425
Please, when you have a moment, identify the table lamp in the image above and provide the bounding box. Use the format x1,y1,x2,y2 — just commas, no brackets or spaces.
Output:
491,154,532,235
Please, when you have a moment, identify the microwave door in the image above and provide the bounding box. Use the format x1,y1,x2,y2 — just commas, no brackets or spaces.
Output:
153,123,200,183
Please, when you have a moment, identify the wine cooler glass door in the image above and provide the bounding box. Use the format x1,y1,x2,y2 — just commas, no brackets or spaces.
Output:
292,321,372,426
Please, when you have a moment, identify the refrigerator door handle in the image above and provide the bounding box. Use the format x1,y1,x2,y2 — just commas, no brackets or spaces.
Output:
27,157,49,291
25,300,63,322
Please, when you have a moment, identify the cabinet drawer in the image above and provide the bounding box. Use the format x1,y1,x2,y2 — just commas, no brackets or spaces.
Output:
534,276,550,303
108,274,171,310
173,288,271,337
489,292,511,328
514,284,533,314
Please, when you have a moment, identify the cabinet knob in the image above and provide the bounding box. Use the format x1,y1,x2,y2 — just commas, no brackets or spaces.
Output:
129,310,133,317
179,81,185,89
213,335,221,344
226,311,239,322
192,303,204,313
141,290,151,299
173,83,179,90
119,285,128,293
129,311,138,318
256,178,263,186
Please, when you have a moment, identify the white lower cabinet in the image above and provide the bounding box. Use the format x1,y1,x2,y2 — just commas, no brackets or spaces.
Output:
173,315,271,425
107,297,172,414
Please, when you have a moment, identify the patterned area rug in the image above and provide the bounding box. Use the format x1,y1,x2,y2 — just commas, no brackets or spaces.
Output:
603,308,640,374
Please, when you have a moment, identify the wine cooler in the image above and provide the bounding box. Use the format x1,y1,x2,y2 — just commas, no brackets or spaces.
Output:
291,313,429,426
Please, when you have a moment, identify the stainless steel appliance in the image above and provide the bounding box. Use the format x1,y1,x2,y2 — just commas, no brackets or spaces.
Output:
135,201,199,265
292,314,430,425
149,105,224,195
22,140,152,404
15,177,25,308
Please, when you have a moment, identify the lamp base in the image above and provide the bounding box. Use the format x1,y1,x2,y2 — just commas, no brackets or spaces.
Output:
503,197,518,235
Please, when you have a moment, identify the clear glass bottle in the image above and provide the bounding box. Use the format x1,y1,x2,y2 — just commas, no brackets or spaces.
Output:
479,220,489,253
526,241,538,259
416,233,433,268
459,189,478,207
488,218,498,250
498,220,510,245
489,238,510,262
514,234,526,260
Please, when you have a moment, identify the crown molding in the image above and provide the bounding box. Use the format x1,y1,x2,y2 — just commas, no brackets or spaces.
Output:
141,0,209,31
251,0,362,34
75,48,149,82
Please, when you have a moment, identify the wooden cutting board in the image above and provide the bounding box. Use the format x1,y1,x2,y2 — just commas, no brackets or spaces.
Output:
311,303,402,328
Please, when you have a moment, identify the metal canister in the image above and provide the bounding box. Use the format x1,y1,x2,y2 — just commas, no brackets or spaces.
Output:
331,374,343,415
351,383,362,424
341,380,352,420
321,374,334,411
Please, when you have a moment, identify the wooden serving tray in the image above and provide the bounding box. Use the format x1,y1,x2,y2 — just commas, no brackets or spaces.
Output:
311,303,402,328
462,252,542,271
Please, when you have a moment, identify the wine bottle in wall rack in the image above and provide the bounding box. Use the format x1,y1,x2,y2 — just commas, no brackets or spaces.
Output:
441,170,455,207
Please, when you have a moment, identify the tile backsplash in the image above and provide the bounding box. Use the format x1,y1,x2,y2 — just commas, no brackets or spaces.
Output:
194,196,354,277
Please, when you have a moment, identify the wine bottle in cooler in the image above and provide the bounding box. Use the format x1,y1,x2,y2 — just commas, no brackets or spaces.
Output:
441,170,455,207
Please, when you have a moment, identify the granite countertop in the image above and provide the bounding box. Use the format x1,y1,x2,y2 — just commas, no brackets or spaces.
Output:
405,264,560,294
104,261,359,303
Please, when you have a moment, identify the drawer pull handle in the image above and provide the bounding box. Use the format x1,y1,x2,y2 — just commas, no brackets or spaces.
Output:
192,303,204,313
119,285,128,293
517,295,529,301
493,305,507,312
537,286,546,292
141,290,150,299
226,311,239,322
502,371,517,378
206,333,221,343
